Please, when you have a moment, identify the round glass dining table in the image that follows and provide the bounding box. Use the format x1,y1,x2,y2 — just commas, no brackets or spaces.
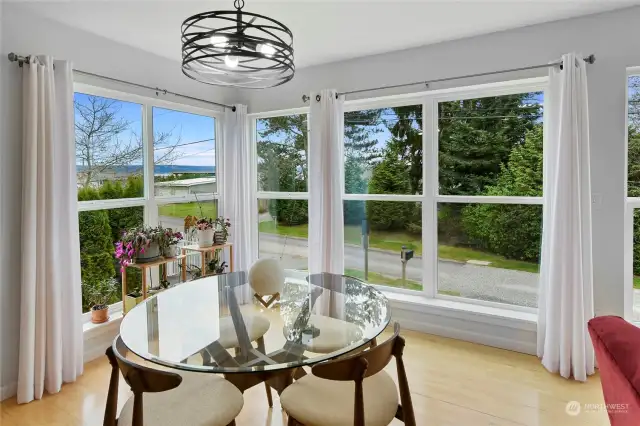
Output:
119,270,391,378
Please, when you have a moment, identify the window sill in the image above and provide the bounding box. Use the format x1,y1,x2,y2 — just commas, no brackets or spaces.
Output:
382,291,537,327
83,311,122,337
83,312,122,363
382,290,538,355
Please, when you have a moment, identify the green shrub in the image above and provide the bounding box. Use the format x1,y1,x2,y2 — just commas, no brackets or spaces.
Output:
460,127,543,261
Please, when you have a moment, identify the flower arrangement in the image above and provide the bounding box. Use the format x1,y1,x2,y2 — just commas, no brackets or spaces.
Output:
196,217,215,230
115,226,164,270
164,228,184,246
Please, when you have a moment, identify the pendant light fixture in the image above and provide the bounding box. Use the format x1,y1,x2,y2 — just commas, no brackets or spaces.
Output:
181,0,294,89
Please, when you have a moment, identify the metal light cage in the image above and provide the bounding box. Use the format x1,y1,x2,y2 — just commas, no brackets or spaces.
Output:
181,0,294,89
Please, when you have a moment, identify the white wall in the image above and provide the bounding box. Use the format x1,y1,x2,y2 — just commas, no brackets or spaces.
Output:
0,3,237,397
241,6,640,320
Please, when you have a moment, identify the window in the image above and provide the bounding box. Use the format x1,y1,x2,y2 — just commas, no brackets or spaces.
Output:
435,91,544,308
75,93,143,199
257,114,308,192
76,86,220,315
250,80,547,311
343,105,423,290
343,200,422,290
79,207,143,312
344,107,422,195
255,113,310,270
627,70,640,321
153,107,216,197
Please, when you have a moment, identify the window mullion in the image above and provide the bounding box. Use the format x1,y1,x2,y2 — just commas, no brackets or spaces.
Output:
143,102,157,227
423,97,438,298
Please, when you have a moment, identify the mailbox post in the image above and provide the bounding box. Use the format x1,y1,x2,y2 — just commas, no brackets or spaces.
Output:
362,219,369,280
400,245,414,288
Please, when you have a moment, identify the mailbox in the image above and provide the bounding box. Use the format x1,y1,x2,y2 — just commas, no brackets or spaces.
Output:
401,246,414,261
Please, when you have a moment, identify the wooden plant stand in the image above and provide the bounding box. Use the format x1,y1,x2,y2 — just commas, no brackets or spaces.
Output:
180,243,234,282
122,255,186,314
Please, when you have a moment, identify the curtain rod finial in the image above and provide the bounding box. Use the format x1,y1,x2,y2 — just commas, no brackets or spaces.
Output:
585,54,596,65
302,94,310,103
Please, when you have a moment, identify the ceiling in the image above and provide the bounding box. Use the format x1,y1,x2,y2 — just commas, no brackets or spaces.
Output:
14,0,640,69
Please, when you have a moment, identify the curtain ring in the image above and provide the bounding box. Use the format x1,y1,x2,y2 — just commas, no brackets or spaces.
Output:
315,94,321,102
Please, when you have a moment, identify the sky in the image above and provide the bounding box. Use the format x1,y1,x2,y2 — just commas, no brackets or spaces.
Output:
74,92,216,169
75,90,547,173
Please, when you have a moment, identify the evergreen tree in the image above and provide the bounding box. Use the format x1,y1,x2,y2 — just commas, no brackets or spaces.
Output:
438,93,542,195
461,126,543,261
366,150,420,233
387,105,423,194
79,210,116,288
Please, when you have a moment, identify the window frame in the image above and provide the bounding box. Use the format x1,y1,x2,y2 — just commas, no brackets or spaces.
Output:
250,107,311,267
624,67,640,322
247,78,547,312
75,83,224,323
340,78,547,313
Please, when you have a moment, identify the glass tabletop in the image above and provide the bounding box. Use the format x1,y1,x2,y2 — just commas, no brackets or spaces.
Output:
119,270,390,373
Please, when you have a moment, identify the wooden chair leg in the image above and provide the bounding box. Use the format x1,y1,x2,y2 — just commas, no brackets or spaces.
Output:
256,336,274,407
264,382,274,407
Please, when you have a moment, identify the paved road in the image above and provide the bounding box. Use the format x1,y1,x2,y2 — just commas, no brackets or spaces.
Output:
160,215,539,308
257,233,539,308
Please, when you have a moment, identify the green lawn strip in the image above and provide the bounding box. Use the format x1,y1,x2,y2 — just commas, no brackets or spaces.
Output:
634,277,640,290
344,269,422,291
437,245,539,273
260,221,539,275
158,202,217,219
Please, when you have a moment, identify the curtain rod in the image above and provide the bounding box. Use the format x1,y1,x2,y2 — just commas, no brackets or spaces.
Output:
7,53,236,112
302,54,596,103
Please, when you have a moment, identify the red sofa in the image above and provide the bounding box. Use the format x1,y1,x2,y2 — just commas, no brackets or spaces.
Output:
588,316,640,426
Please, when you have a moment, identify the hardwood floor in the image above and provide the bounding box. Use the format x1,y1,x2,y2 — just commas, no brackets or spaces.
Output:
1,329,609,426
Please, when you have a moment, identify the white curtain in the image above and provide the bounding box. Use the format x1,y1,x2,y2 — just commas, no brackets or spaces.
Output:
221,104,254,303
18,56,83,403
537,52,594,381
308,90,345,275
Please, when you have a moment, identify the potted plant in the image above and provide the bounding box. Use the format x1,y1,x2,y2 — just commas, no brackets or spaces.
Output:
196,218,215,247
214,217,231,244
162,228,183,257
207,254,228,275
115,226,164,266
82,278,119,324
124,284,144,314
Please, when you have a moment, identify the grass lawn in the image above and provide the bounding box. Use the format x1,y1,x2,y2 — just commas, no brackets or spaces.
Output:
158,202,217,219
634,276,640,290
344,269,423,291
259,220,540,275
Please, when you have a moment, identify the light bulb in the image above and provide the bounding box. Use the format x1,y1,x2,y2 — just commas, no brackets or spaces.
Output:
258,43,276,57
224,55,239,68
209,35,228,47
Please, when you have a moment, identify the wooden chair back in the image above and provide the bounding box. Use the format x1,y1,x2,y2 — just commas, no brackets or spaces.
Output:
104,336,182,426
310,323,415,426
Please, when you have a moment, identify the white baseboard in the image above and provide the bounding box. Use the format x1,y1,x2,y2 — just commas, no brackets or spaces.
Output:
1,381,17,401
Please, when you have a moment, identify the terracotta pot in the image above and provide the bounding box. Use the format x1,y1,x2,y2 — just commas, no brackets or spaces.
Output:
91,305,109,324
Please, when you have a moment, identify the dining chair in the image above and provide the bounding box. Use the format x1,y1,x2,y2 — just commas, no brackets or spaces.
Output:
279,323,415,426
249,258,285,308
104,336,244,426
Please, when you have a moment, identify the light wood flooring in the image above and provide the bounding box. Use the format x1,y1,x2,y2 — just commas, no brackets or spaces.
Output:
0,329,609,426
